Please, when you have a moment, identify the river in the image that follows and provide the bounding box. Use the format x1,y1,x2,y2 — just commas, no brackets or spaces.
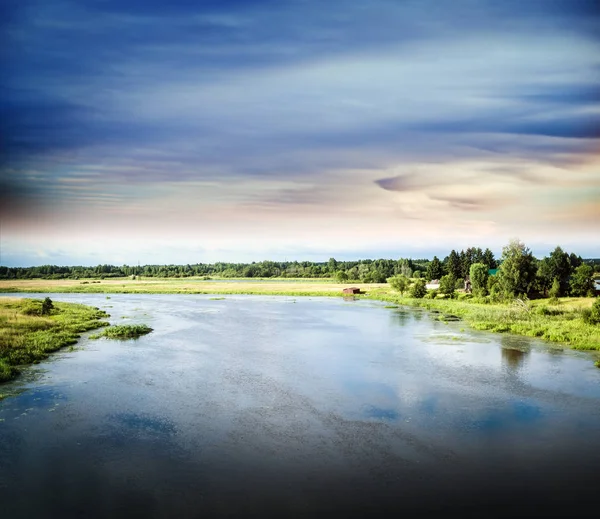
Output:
1,293,599,517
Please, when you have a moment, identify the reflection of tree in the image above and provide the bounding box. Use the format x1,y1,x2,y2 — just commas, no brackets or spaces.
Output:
501,348,527,370
500,335,531,371
390,311,410,327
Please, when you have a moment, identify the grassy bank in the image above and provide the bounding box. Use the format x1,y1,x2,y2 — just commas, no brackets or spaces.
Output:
0,297,110,383
366,288,600,352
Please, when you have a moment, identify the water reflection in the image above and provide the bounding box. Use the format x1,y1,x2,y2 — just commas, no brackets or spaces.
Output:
500,335,531,371
1,293,600,517
389,310,411,327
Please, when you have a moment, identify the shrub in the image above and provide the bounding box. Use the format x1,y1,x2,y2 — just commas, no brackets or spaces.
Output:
439,275,456,298
583,298,600,325
388,275,410,296
409,279,427,299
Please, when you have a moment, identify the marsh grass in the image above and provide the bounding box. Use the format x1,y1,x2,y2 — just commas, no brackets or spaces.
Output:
90,324,152,340
371,290,600,351
0,297,110,382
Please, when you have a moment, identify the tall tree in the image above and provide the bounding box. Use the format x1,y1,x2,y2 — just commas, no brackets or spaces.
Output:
570,264,594,297
482,248,497,269
426,256,444,281
547,246,572,296
470,263,489,296
497,239,538,298
445,250,462,279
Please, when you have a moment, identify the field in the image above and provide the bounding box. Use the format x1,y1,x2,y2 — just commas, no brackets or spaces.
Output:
0,277,384,296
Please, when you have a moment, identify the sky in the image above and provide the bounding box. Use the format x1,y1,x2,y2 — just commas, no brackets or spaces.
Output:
1,0,599,267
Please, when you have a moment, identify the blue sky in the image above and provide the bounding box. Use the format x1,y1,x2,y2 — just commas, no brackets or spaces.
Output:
1,0,599,266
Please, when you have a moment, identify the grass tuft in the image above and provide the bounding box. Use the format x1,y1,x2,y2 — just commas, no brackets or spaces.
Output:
89,324,152,340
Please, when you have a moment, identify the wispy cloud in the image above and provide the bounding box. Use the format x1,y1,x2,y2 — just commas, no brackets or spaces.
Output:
1,0,599,264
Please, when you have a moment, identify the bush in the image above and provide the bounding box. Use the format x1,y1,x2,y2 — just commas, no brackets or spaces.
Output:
439,275,456,298
388,275,410,295
409,279,427,299
583,298,600,325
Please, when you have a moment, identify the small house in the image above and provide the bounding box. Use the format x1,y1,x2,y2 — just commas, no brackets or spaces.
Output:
342,287,362,295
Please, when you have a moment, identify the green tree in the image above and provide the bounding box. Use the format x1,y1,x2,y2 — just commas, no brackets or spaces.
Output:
439,274,456,298
546,246,572,296
335,270,349,282
388,275,410,295
398,259,412,278
570,264,594,297
497,239,538,298
549,278,561,301
41,297,54,315
482,248,497,269
536,257,553,296
426,256,444,281
410,278,427,298
469,263,489,296
445,250,462,279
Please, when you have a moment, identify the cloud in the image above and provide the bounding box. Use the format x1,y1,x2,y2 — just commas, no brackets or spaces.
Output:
1,0,599,264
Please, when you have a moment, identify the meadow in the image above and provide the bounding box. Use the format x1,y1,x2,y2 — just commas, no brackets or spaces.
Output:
0,297,109,383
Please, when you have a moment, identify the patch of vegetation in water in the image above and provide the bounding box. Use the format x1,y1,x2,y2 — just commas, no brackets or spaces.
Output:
384,305,399,309
0,297,110,383
434,314,462,322
209,297,226,300
90,324,153,340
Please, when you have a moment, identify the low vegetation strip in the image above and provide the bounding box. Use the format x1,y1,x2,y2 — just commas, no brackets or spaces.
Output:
366,289,600,352
90,324,153,340
0,297,110,383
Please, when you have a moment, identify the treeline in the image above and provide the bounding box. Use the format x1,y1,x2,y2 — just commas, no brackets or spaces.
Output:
389,241,598,300
0,259,429,282
0,245,598,295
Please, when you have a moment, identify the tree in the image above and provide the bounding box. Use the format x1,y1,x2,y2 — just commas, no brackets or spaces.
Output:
445,250,462,280
497,239,538,298
549,278,561,300
536,257,553,296
410,278,427,298
570,264,594,297
398,259,412,279
546,246,572,296
426,256,444,281
388,275,409,296
482,248,497,269
439,275,456,298
335,270,349,282
469,263,489,296
41,297,54,315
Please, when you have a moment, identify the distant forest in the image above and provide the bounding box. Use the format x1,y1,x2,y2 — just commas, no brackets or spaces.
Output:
1,246,598,284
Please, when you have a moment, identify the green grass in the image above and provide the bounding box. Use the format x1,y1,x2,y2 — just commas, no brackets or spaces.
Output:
0,297,110,383
367,289,600,351
89,324,153,340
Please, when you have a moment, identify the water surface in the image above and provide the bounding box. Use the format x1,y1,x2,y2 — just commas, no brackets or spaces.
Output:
1,293,599,517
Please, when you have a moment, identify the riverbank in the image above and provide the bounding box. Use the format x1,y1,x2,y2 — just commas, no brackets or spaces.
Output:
365,288,600,352
1,278,599,354
0,297,109,383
